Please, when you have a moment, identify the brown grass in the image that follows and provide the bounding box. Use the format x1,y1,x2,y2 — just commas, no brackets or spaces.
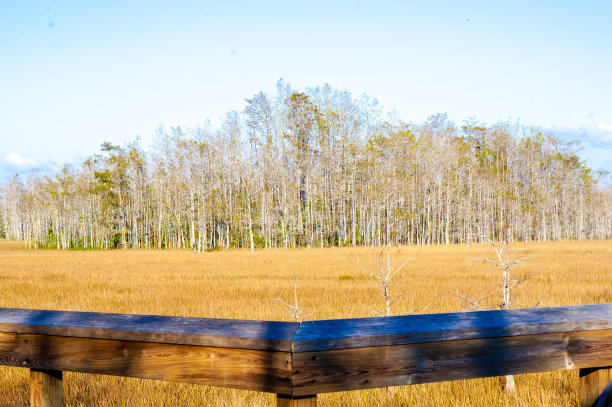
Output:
0,240,611,406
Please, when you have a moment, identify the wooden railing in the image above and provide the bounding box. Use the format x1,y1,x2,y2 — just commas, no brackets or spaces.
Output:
1,304,611,406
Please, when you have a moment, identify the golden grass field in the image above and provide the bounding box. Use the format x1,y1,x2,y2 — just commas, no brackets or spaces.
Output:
0,240,611,406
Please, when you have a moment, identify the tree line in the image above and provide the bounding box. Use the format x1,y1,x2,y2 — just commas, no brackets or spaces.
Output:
1,81,611,250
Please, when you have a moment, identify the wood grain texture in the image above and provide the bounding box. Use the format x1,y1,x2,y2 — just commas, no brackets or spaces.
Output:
1,305,612,397
292,329,612,395
293,304,612,351
0,308,298,351
580,367,612,407
0,332,292,394
277,394,317,407
30,369,62,407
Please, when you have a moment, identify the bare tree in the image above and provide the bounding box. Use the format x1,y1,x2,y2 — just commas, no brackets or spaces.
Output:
355,246,411,317
453,231,528,393
274,279,311,322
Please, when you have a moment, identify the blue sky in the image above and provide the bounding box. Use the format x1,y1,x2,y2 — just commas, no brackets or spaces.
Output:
1,0,611,180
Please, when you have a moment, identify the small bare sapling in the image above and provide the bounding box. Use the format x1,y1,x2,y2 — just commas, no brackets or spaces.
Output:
274,278,311,322
452,231,529,393
354,246,429,317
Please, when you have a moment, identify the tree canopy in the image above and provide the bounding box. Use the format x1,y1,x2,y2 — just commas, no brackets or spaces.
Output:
1,82,610,250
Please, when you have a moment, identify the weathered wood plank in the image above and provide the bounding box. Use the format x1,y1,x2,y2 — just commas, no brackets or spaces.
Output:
0,332,292,394
277,394,317,407
580,367,612,407
30,369,62,407
292,329,612,395
293,304,612,351
1,305,611,398
0,308,298,351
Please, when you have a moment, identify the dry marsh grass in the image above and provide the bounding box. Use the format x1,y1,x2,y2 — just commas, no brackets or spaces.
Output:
0,240,611,406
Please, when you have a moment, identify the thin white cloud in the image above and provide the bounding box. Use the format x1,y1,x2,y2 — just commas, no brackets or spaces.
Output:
547,117,612,174
584,122,612,148
0,153,61,181
3,153,39,171
549,121,612,150
597,122,612,133
578,109,612,148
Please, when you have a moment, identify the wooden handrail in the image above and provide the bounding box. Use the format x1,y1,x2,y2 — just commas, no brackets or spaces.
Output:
1,304,611,406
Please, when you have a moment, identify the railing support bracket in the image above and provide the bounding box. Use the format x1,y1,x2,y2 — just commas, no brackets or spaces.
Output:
277,394,317,407
30,368,62,407
580,367,612,407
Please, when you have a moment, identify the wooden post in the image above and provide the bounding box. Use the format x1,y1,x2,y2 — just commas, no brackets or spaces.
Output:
30,369,62,407
580,367,612,407
277,394,317,407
